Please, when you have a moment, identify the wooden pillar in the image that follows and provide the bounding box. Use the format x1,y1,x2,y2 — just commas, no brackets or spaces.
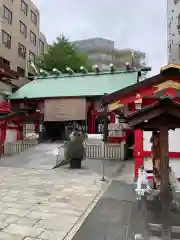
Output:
0,124,6,154
34,118,38,133
89,110,95,134
110,112,115,123
160,126,171,240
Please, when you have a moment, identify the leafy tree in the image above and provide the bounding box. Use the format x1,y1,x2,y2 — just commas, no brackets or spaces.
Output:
36,35,91,73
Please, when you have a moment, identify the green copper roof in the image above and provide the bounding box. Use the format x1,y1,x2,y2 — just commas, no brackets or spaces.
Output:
9,71,138,100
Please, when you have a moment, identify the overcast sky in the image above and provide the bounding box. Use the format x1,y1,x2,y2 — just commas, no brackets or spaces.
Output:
33,0,167,75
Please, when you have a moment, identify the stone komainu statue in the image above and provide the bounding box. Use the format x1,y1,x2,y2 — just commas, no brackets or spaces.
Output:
150,131,161,188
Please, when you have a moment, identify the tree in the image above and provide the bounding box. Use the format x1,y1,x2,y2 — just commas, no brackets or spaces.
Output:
36,35,90,73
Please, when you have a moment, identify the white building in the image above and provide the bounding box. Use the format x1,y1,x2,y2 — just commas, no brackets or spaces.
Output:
73,38,146,70
167,0,180,63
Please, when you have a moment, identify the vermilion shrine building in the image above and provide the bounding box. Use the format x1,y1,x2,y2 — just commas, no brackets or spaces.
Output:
104,64,180,180
8,69,140,145
0,63,23,146
4,63,180,181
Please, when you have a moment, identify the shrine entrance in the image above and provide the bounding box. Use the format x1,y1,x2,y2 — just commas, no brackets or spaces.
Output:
43,122,65,142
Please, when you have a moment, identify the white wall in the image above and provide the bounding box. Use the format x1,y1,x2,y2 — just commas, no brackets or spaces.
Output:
5,129,17,142
143,129,180,152
144,157,180,178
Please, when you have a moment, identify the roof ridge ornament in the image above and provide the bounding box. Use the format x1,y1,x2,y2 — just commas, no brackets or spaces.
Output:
109,63,115,73
66,66,75,75
53,68,62,76
80,66,88,74
125,62,131,71
39,69,50,77
92,65,100,74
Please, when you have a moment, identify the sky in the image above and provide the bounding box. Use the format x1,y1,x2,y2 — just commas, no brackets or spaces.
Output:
32,0,167,75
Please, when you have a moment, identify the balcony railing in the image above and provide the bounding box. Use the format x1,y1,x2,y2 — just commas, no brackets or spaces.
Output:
0,61,18,79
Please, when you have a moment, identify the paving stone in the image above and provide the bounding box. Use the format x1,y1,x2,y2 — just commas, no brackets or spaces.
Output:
2,208,30,217
0,231,23,240
0,165,104,239
39,229,66,239
3,224,44,238
1,197,18,203
4,215,21,224
27,211,56,220
0,221,10,229
0,214,9,221
15,217,39,227
35,218,77,231
24,238,43,240
172,225,180,233
2,204,31,210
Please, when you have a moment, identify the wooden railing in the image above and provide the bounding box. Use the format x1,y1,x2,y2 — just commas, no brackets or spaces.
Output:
85,143,123,160
0,133,39,158
55,142,124,168
0,61,19,78
3,140,38,156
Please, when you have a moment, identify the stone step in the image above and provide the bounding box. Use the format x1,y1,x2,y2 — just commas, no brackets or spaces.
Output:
134,224,180,240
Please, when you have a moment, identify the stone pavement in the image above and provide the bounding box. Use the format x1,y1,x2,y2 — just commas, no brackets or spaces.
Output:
0,143,63,170
72,162,180,240
0,166,105,239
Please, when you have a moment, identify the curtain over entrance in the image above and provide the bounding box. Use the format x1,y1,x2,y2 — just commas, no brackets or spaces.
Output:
44,98,86,122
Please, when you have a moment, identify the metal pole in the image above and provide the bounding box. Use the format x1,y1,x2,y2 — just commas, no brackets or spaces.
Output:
101,93,108,181
101,157,105,181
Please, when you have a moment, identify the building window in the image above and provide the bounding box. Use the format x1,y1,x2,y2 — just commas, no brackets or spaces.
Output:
29,51,36,63
178,14,180,25
2,31,11,49
17,67,25,77
169,43,172,55
20,21,27,37
3,5,12,24
30,31,36,45
18,43,26,59
39,40,44,53
31,10,37,25
21,0,28,15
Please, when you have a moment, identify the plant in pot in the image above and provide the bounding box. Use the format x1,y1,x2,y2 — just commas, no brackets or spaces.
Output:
66,132,85,169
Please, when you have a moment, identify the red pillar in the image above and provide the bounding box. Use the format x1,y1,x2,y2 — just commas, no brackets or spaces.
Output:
34,118,38,133
89,110,95,134
1,124,6,153
110,112,115,123
134,129,143,179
